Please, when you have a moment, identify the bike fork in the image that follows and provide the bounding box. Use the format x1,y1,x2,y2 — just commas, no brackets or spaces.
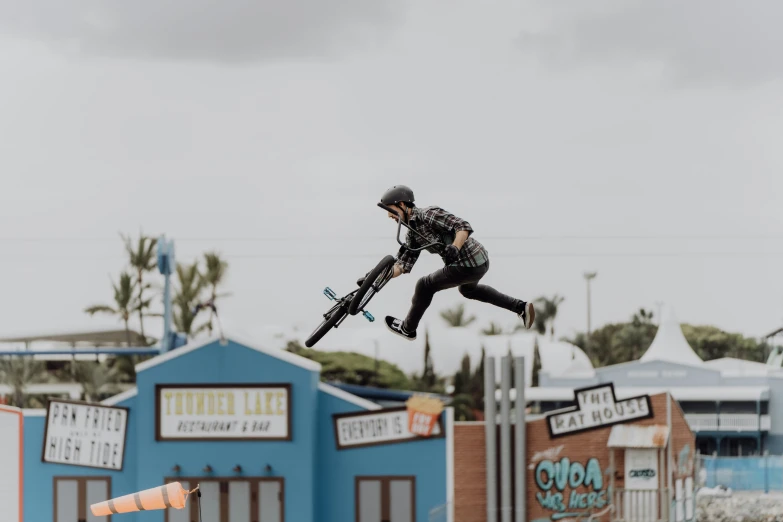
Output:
323,287,374,322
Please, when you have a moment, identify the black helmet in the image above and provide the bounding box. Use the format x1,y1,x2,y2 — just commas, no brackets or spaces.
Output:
380,185,415,207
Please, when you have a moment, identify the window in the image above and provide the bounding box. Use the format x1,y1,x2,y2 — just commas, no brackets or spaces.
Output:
53,476,112,522
164,477,283,522
355,476,415,522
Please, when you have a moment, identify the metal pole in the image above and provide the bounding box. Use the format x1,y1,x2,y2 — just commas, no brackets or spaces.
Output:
485,356,497,522
514,356,526,522
583,272,597,357
667,391,673,522
500,356,512,522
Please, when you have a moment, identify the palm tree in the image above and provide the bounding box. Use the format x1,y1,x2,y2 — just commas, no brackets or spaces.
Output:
530,295,565,339
173,261,208,339
84,271,138,346
199,251,230,336
0,357,53,408
482,322,504,335
121,232,159,345
440,303,476,327
68,361,123,402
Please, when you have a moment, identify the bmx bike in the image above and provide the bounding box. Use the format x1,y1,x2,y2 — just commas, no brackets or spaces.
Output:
304,202,446,347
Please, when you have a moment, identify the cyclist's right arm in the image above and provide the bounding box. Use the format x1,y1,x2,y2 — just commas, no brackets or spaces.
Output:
393,238,420,276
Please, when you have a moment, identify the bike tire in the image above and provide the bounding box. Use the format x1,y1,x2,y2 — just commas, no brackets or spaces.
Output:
348,254,396,316
305,304,347,348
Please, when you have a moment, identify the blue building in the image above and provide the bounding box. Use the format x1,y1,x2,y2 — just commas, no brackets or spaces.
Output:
21,334,454,522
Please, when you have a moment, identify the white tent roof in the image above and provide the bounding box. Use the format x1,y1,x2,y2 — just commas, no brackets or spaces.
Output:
639,304,703,366
537,339,595,377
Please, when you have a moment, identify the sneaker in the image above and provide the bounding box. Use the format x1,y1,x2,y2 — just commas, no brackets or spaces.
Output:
385,316,417,340
518,301,535,329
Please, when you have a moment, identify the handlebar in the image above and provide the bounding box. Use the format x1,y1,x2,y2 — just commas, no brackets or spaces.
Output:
377,202,445,252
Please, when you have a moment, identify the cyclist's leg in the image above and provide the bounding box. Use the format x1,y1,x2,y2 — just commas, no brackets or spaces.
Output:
385,265,477,339
458,260,535,327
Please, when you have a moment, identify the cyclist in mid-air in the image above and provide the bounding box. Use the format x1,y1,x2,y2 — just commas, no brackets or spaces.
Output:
364,184,535,340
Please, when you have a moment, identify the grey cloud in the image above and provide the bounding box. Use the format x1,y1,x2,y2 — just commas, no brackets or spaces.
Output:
517,0,783,87
0,0,405,63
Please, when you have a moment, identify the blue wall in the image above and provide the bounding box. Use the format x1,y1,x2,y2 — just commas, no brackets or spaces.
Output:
23,394,138,522
316,390,448,522
701,455,783,491
21,337,449,522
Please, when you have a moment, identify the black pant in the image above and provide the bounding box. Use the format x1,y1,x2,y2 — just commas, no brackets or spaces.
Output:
403,259,524,332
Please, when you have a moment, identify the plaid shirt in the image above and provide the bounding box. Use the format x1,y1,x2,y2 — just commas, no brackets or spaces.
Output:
395,206,488,274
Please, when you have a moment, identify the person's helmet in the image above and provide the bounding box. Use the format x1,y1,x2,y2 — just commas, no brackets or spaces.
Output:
380,185,415,207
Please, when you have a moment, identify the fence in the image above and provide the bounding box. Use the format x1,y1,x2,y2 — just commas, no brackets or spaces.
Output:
696,454,783,492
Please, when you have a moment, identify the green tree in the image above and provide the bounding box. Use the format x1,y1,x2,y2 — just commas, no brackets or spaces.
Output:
526,295,565,339
173,261,208,338
440,303,476,327
67,361,123,402
121,232,158,345
286,342,412,389
565,309,768,367
84,271,138,346
0,357,52,408
482,322,504,335
200,251,231,337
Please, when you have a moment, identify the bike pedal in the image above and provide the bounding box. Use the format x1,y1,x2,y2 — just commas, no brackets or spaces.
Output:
323,287,337,300
363,311,375,322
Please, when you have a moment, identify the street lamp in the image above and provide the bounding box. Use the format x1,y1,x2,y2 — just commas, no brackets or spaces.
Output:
583,271,597,357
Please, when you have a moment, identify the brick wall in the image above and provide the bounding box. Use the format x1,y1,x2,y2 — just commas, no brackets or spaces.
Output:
453,393,695,522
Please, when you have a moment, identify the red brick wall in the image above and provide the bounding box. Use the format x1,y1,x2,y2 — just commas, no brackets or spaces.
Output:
453,393,695,522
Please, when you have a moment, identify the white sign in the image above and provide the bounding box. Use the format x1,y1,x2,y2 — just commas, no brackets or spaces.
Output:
625,448,659,490
547,383,653,438
0,406,22,522
156,385,290,440
43,400,128,470
334,408,442,449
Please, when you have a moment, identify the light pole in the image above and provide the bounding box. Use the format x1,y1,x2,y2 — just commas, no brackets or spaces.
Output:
583,271,597,357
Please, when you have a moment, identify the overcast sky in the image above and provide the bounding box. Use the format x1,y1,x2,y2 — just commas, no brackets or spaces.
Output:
1,0,783,355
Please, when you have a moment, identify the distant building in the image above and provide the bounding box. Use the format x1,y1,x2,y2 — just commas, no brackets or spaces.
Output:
515,305,780,456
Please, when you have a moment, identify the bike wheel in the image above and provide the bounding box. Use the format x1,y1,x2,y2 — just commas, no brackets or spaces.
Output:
348,255,396,315
305,304,347,347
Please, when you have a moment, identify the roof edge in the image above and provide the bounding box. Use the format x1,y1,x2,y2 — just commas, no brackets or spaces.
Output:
136,333,322,374
318,382,381,411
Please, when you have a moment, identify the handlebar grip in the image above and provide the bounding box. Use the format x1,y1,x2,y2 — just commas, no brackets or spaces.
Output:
377,202,399,215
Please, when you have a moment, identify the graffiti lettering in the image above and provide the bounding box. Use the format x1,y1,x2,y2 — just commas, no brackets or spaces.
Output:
535,457,607,516
629,469,656,479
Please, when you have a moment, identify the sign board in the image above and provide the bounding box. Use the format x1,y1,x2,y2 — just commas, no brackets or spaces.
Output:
625,448,659,490
546,383,653,438
155,384,291,441
42,399,129,471
333,406,444,450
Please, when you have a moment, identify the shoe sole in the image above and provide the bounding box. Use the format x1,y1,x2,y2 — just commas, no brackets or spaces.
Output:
385,320,417,340
525,302,535,329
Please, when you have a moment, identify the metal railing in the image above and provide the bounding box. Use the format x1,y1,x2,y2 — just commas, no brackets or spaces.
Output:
611,488,670,522
683,413,771,432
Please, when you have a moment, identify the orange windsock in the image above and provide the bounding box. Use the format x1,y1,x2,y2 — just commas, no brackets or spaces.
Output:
90,482,196,517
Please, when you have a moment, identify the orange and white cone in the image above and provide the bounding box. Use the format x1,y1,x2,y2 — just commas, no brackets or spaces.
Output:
90,482,196,516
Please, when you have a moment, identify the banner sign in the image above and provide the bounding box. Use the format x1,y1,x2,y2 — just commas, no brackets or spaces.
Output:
155,383,291,441
333,406,444,450
42,399,129,470
546,383,653,438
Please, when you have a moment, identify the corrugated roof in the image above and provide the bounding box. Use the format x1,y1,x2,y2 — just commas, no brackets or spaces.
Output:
607,424,669,448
